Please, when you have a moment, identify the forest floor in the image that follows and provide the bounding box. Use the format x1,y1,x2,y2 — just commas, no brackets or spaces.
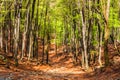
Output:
0,44,120,80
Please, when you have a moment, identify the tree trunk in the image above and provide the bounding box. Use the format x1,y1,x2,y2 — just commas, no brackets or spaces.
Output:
81,7,89,69
0,25,3,49
98,21,103,66
104,0,110,66
21,3,29,60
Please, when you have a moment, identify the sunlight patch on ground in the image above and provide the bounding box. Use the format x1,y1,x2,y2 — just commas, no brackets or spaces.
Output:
45,67,85,74
33,66,85,74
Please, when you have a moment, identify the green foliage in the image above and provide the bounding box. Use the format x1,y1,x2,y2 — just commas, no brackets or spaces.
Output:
1,0,120,50
109,0,120,28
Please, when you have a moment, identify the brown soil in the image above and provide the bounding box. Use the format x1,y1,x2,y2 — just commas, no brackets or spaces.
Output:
0,44,120,80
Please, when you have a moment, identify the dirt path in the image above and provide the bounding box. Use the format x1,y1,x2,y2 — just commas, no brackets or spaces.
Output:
0,44,120,80
0,64,120,80
0,68,85,80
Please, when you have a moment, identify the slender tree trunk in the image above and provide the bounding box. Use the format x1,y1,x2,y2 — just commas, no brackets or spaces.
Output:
98,21,103,66
42,0,48,63
0,25,3,49
104,0,110,66
14,0,21,66
81,7,89,69
46,32,50,64
28,31,33,60
35,0,39,61
21,2,29,60
28,0,36,60
0,10,3,50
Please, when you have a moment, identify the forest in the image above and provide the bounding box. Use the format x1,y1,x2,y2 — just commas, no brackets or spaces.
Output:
0,0,120,80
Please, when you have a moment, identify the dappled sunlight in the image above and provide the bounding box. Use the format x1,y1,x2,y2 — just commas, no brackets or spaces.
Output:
0,0,120,80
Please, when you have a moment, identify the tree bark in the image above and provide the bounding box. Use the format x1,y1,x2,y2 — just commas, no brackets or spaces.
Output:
104,0,110,66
